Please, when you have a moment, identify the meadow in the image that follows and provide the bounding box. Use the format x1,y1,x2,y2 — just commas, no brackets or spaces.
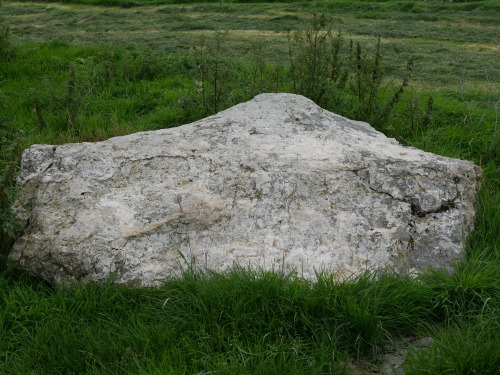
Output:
0,0,499,373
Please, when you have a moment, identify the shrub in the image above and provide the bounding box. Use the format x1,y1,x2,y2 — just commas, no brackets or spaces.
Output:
286,13,421,131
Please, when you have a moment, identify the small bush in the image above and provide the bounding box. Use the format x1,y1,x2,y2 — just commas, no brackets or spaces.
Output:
192,31,247,115
287,13,419,131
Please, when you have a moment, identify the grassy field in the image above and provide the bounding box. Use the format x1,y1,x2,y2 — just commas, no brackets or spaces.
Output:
1,0,499,373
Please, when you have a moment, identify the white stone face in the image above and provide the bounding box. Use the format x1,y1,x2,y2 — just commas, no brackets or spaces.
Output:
8,94,482,286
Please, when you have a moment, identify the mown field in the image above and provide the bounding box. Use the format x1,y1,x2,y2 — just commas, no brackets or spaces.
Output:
0,0,499,374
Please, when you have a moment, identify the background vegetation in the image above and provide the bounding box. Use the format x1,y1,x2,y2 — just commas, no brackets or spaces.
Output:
1,0,499,373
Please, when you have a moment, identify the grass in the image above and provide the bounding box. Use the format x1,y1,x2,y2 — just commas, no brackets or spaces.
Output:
3,1,499,76
2,266,497,374
1,0,499,373
404,314,500,375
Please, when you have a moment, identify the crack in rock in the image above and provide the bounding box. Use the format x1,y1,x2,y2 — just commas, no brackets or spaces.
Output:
410,196,457,218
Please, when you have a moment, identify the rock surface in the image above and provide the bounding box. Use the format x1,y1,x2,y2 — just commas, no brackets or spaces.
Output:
8,94,482,286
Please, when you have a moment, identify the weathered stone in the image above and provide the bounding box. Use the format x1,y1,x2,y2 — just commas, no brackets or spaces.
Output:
8,94,482,286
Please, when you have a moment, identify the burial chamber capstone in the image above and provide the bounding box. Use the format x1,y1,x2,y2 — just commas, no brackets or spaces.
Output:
8,94,482,286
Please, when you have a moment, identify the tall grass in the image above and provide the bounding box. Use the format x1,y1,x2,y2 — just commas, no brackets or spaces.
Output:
404,314,500,375
2,265,498,373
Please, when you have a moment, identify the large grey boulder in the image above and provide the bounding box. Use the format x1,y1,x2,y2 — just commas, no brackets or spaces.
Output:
8,94,482,286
